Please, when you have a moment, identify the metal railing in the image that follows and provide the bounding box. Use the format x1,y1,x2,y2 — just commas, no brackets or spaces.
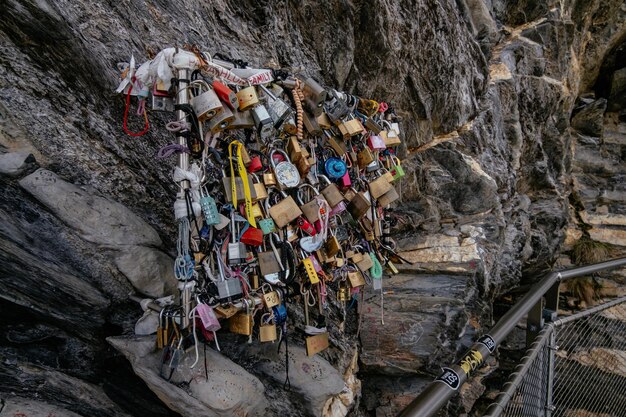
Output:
398,258,626,417
485,295,626,417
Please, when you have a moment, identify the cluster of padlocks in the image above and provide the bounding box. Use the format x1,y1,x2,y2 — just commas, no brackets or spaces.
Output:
117,47,405,376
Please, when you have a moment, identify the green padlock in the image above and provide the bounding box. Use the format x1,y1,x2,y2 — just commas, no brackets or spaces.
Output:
259,218,276,235
390,156,405,181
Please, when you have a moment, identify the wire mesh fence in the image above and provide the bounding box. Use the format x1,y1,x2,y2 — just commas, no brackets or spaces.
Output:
486,295,626,417
551,297,626,417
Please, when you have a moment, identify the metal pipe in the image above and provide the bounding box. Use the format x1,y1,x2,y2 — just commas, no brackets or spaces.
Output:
398,257,626,417
176,68,190,191
552,294,626,326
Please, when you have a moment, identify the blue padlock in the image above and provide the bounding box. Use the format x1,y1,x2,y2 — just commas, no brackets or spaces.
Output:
324,157,347,179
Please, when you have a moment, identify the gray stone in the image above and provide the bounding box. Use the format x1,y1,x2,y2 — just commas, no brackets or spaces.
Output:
115,246,178,298
0,395,84,417
571,98,607,137
19,169,162,247
108,336,269,417
254,345,346,417
0,151,36,176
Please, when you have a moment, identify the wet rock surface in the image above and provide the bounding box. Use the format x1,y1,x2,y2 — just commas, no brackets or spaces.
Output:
1,0,626,416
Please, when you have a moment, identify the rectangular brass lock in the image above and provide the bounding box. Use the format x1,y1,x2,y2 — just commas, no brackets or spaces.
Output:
263,172,277,186
365,117,383,134
348,271,366,287
378,187,400,206
324,235,340,258
306,332,329,356
214,304,239,319
302,258,319,284
296,156,312,176
303,112,321,135
347,192,371,219
317,112,332,129
229,312,253,336
268,196,302,228
357,148,374,169
369,174,393,199
222,175,258,203
262,291,280,308
259,324,277,342
326,135,347,156
338,287,350,301
386,261,399,275
236,85,259,111
320,183,344,208
356,253,374,272
258,250,282,276
226,109,255,130
253,182,268,201
287,137,303,162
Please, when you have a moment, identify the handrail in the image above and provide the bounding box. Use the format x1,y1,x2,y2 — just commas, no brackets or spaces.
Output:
398,257,626,417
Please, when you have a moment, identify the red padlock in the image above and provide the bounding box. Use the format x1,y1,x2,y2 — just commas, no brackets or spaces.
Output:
240,227,264,246
212,80,239,110
296,216,317,236
367,134,386,151
248,156,263,173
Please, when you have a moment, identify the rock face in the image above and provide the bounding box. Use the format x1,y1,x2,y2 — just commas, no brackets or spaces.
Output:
1,1,626,417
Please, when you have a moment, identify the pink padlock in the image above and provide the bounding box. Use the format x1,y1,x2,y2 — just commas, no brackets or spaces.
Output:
368,134,386,151
307,254,323,273
329,200,347,217
196,304,221,331
339,171,351,188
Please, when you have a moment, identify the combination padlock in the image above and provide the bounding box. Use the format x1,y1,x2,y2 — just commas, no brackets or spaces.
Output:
324,157,347,180
199,186,220,226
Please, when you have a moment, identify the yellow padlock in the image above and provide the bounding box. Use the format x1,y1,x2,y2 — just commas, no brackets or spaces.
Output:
236,85,260,111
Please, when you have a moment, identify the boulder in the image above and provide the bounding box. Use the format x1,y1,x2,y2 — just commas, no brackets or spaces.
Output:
0,151,36,176
19,169,161,247
115,246,178,298
108,336,268,417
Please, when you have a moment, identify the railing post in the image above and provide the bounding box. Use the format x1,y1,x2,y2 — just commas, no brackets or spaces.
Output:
545,328,556,417
526,296,544,346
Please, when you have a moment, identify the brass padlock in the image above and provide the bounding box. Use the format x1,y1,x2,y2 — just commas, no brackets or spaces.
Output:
356,252,374,272
348,270,366,287
296,156,312,177
324,132,347,156
317,112,332,129
324,233,341,258
250,174,268,201
297,184,328,223
306,332,329,356
369,173,393,199
259,321,278,342
258,249,282,278
357,147,374,169
287,137,303,162
302,257,320,284
229,311,253,336
263,171,277,187
338,118,365,139
357,97,379,117
378,187,400,206
347,192,371,219
226,108,255,130
236,85,259,111
262,290,280,308
222,172,258,203
319,175,345,208
303,112,321,135
338,286,350,301
267,191,303,228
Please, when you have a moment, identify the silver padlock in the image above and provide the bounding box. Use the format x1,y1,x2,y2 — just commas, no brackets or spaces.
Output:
228,212,247,265
151,94,174,112
251,104,274,139
190,81,223,121
325,89,350,124
259,84,292,129
366,159,380,172
270,149,300,190
215,251,244,303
